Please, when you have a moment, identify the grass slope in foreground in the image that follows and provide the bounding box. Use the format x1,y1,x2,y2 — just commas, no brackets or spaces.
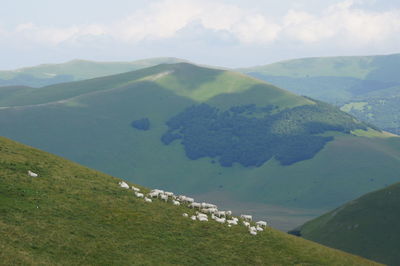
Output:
0,136,378,265
296,182,400,266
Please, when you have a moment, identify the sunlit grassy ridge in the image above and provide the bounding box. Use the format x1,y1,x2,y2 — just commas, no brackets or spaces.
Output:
239,53,400,134
297,182,400,265
0,136,380,265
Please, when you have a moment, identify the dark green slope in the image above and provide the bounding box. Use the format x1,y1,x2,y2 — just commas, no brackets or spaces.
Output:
239,53,400,134
0,63,400,231
0,57,186,87
0,136,379,265
296,182,400,265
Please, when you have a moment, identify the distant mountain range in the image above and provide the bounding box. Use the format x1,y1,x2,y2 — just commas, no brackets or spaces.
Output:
1,62,400,231
293,181,400,265
239,53,400,134
0,57,186,87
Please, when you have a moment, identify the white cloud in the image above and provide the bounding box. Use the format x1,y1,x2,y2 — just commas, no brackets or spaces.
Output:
2,0,400,67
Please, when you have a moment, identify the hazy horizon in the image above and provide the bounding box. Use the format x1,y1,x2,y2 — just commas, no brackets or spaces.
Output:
1,0,400,69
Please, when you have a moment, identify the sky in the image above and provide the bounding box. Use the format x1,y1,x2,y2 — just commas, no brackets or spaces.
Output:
1,0,400,69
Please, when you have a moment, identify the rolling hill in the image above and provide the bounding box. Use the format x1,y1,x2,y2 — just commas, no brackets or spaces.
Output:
294,182,400,265
239,53,400,134
0,57,186,87
1,62,400,231
0,136,379,265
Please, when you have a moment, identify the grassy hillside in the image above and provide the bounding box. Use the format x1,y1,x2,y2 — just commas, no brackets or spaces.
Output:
1,63,400,231
0,136,379,265
296,182,400,265
239,53,400,134
0,57,186,87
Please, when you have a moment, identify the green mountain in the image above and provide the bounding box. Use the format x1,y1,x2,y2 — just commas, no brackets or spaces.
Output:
1,63,400,231
239,53,400,134
0,57,186,87
0,136,380,265
295,182,400,265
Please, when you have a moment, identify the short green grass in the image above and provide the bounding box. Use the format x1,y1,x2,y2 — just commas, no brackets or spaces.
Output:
0,136,379,265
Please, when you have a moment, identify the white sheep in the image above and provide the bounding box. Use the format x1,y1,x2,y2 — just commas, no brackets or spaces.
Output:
160,194,168,202
241,214,252,221
135,192,144,198
172,200,180,206
249,230,257,236
184,197,194,204
131,186,140,192
256,221,268,227
198,216,208,222
256,226,264,231
118,181,129,189
227,219,238,225
182,213,189,217
28,170,38,177
148,192,159,198
215,211,226,217
226,210,232,216
144,197,152,203
215,217,226,224
243,221,250,227
190,215,197,221
164,192,174,197
189,202,201,209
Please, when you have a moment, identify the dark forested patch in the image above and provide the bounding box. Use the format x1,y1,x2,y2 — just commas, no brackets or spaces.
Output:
161,102,366,167
131,118,150,131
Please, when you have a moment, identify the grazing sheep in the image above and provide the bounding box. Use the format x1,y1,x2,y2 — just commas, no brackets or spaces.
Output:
172,200,180,206
226,211,232,216
249,230,257,236
256,221,268,227
164,192,174,197
256,226,264,231
228,224,232,227
201,208,218,214
198,216,208,222
215,217,226,224
190,215,197,221
182,213,189,217
160,194,168,202
135,192,144,198
183,197,194,203
144,197,152,203
243,221,250,227
189,202,201,209
215,211,226,217
131,186,140,192
227,219,238,225
118,181,129,189
241,214,252,221
148,192,159,198
28,170,38,177
201,202,217,209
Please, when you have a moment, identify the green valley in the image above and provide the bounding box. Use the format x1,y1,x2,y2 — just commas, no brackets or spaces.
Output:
0,63,400,231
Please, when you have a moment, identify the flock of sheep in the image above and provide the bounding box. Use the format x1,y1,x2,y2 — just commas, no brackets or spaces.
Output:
118,181,268,236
